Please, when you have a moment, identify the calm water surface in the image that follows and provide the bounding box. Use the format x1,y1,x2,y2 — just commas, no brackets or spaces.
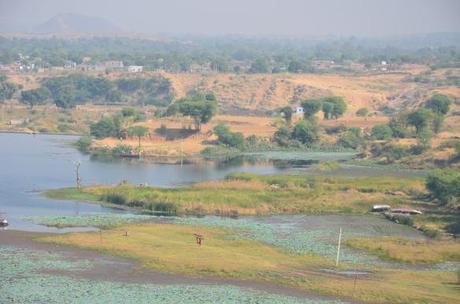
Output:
0,133,293,231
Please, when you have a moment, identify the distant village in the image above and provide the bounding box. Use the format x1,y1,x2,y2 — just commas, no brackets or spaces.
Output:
0,52,393,75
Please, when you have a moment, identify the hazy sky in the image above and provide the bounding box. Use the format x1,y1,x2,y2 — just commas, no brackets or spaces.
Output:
1,0,459,36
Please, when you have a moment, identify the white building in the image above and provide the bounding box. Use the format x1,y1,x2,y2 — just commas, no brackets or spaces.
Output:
295,106,304,115
127,65,143,73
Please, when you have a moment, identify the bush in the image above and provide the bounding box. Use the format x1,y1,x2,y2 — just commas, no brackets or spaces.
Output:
76,136,93,152
371,124,393,140
90,116,122,139
148,202,177,215
426,169,460,205
213,123,245,149
111,144,133,156
356,107,369,117
380,143,408,163
338,128,363,149
104,193,126,205
127,200,145,208
291,119,319,145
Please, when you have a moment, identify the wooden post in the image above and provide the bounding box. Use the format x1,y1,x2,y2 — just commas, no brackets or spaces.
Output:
180,140,184,167
75,161,81,189
336,227,342,267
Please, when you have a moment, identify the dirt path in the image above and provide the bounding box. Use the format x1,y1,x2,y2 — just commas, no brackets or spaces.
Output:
0,229,355,302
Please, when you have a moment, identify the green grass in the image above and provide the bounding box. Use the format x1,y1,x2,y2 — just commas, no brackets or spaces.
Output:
45,173,424,216
45,187,99,202
40,223,460,304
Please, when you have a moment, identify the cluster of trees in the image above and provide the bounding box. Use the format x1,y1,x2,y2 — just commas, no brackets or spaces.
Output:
274,96,348,148
0,75,17,102
19,74,173,108
166,93,217,130
382,94,452,149
2,33,459,74
89,107,148,141
301,97,347,120
213,123,245,149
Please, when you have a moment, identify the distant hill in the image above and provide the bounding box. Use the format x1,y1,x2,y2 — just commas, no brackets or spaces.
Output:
34,13,120,34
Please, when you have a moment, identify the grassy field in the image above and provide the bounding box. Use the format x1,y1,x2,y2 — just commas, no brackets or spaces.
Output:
346,237,460,264
46,173,425,216
39,222,460,304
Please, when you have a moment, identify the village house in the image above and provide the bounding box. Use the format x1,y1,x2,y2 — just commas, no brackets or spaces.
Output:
127,65,143,73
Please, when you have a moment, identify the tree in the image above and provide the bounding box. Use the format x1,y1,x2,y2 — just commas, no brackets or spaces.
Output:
20,87,50,108
389,113,409,138
90,116,122,139
425,94,451,115
249,58,269,73
279,106,293,124
0,75,17,101
407,108,433,134
213,123,245,148
301,99,322,119
320,96,347,119
371,124,393,140
291,119,319,145
128,126,149,149
168,95,217,130
288,60,306,73
273,126,291,147
426,169,460,205
327,96,347,119
339,128,363,149
322,102,334,119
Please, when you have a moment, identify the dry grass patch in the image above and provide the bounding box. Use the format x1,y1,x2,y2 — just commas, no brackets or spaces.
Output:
346,237,460,264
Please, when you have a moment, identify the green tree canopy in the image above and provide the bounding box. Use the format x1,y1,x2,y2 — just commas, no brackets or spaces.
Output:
425,94,451,115
213,123,245,148
301,99,322,118
371,124,393,140
0,75,17,101
127,125,149,149
291,119,319,145
426,169,460,205
20,87,50,108
168,94,217,130
407,108,433,134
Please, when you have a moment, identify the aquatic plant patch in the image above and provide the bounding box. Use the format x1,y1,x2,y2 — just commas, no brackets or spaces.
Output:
0,246,346,304
24,213,156,228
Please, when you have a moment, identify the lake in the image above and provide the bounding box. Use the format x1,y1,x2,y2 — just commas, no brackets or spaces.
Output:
0,133,422,232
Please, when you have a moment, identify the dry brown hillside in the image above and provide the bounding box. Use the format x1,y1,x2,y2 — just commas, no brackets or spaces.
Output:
6,67,459,116
162,69,460,115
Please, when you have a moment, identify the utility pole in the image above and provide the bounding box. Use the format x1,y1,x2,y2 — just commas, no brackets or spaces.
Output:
75,161,81,189
180,140,184,167
336,227,342,267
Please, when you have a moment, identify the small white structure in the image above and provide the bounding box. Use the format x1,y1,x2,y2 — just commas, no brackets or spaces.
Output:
128,65,143,73
295,106,304,115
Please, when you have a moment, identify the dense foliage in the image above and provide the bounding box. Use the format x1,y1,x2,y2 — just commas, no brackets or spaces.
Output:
1,33,459,72
0,75,17,102
167,94,217,130
426,170,460,205
18,74,174,108
213,123,245,148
